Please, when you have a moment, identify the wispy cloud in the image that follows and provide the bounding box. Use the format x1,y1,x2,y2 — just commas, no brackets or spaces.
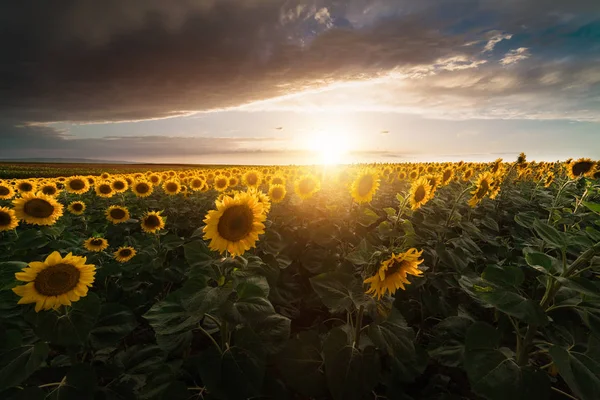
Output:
501,47,531,65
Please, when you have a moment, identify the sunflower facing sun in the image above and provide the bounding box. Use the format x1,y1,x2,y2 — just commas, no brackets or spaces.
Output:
13,192,64,226
12,251,96,312
203,191,266,256
364,248,424,299
351,170,380,204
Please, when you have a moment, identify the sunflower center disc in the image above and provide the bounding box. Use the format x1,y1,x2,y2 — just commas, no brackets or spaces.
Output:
24,198,55,218
99,185,112,194
218,205,253,241
145,215,161,228
136,183,149,193
91,239,103,246
113,181,125,190
0,211,12,226
110,209,127,220
476,180,490,198
246,174,258,185
357,175,374,197
272,187,284,200
572,161,593,176
69,180,85,190
19,183,33,191
0,186,9,195
72,203,83,212
166,183,178,192
120,249,132,257
299,179,315,194
414,186,426,203
386,260,410,277
34,263,81,296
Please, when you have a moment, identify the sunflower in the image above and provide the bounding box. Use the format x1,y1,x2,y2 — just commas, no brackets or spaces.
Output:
13,192,63,226
214,176,229,192
228,177,239,187
364,248,424,299
95,181,115,198
543,172,555,188
517,152,527,164
12,251,96,312
40,182,60,197
67,201,86,215
249,188,271,214
202,191,266,256
110,178,129,193
408,170,419,180
149,174,161,185
0,207,19,231
270,175,286,186
243,170,262,188
294,175,320,200
132,180,153,197
409,177,433,210
268,184,287,203
163,180,181,195
568,158,596,179
351,170,380,204
189,177,206,191
141,211,165,233
106,205,130,224
112,246,136,263
463,168,474,181
65,176,90,194
0,182,15,200
441,168,454,185
84,237,109,252
468,172,493,207
16,180,36,194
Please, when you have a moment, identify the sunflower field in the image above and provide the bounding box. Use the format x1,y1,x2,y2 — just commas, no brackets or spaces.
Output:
1,156,600,400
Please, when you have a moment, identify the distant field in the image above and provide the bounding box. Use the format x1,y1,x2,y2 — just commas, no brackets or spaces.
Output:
0,157,599,399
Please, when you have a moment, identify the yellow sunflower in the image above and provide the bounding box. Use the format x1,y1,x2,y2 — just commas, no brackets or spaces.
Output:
0,182,16,200
189,177,206,191
95,181,115,198
243,170,262,189
364,248,424,299
249,188,271,214
351,170,380,204
543,172,555,188
16,180,36,194
441,168,454,185
162,180,181,195
0,207,19,231
110,178,129,193
463,168,474,181
65,176,90,194
268,184,287,204
409,177,433,210
12,192,63,226
40,182,60,197
568,158,596,179
132,180,153,197
84,237,109,252
228,176,239,187
114,246,137,263
468,172,493,207
141,211,165,233
67,201,86,215
214,176,229,192
12,251,96,312
202,191,266,256
270,174,286,186
106,205,130,224
149,174,161,185
294,175,320,200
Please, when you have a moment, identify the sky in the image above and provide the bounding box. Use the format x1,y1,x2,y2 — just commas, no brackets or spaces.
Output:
0,0,599,165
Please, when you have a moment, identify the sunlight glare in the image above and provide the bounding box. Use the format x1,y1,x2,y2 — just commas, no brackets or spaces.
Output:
306,127,351,165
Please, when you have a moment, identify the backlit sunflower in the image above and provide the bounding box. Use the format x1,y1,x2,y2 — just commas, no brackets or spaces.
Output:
114,246,136,263
271,175,286,186
141,211,165,233
468,172,493,207
95,181,115,198
441,168,454,185
13,192,63,226
294,174,320,200
106,205,130,224
40,182,60,197
0,182,15,200
110,178,129,193
268,184,287,203
16,180,36,194
243,170,262,189
364,248,424,299
12,251,96,312
202,191,266,256
249,188,271,214
228,177,239,187
67,201,86,215
568,158,595,179
351,170,380,204
84,237,109,252
132,180,153,197
0,207,19,231
463,169,474,181
409,177,433,210
163,180,181,195
214,176,229,192
65,176,90,194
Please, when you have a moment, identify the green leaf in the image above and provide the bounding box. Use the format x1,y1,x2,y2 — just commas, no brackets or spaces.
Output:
323,328,381,400
89,303,137,349
276,331,327,398
345,239,371,266
533,219,566,249
549,345,600,400
28,292,101,347
184,240,216,276
47,364,97,400
0,343,49,391
0,262,27,291
482,265,524,289
524,250,558,274
514,211,538,229
358,207,380,226
310,271,368,313
556,277,600,299
428,316,473,367
248,314,291,355
465,322,550,400
582,201,600,214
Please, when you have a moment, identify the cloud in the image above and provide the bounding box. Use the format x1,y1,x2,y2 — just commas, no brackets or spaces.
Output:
483,32,513,52
501,47,531,65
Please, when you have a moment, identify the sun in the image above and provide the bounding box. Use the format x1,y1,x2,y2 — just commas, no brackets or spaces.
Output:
306,127,350,165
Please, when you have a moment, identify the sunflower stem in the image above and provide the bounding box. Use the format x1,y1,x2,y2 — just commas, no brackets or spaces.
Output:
547,179,574,223
441,186,471,242
353,305,365,349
